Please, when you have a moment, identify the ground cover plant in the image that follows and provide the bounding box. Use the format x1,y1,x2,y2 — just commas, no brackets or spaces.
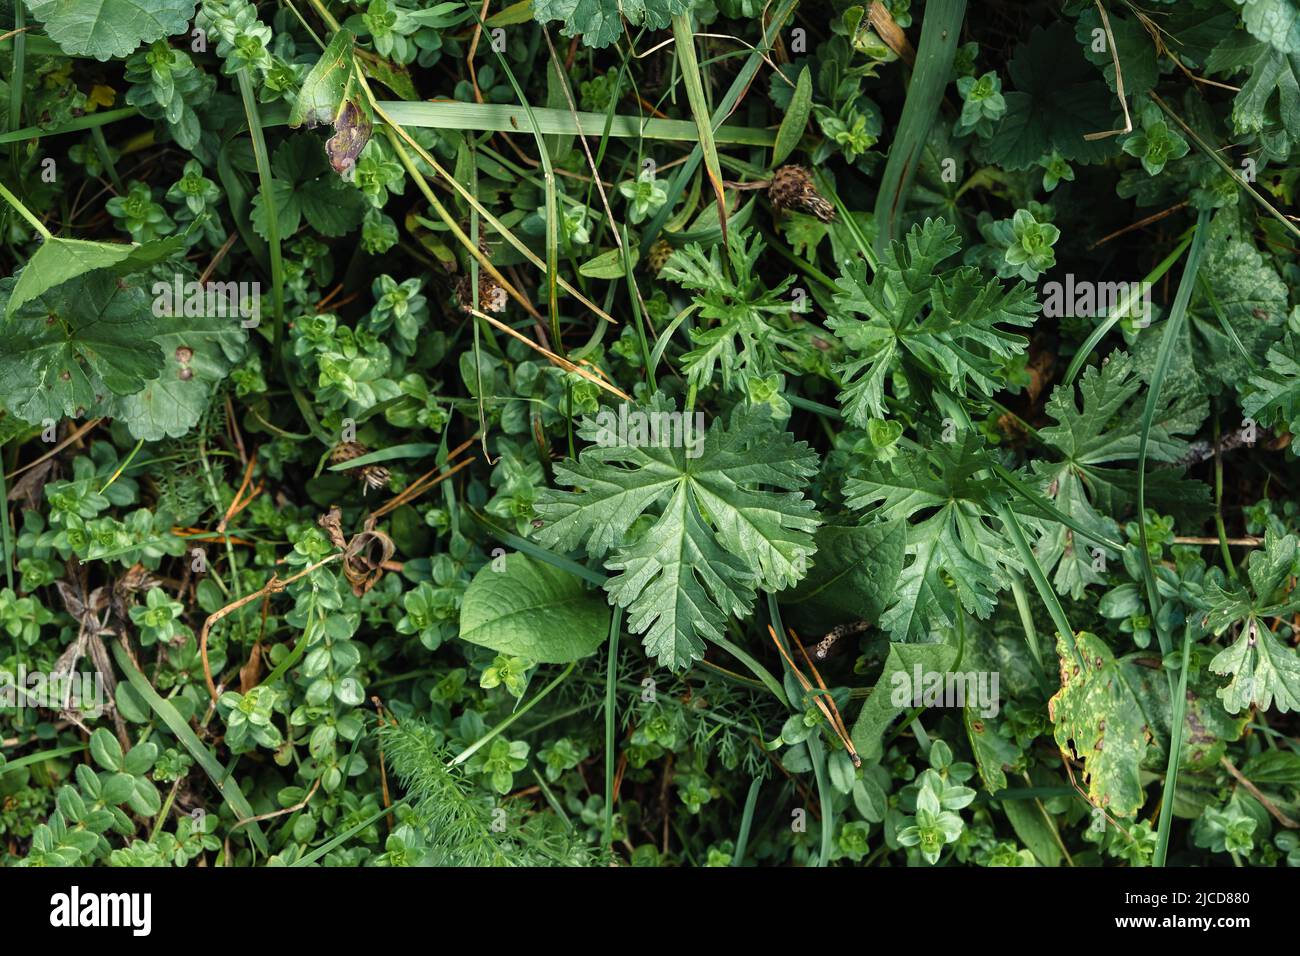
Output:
3,0,1300,869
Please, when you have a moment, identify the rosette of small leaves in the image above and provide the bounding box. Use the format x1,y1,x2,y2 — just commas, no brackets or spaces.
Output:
818,101,881,165
1038,150,1075,191
538,737,588,783
618,168,669,224
396,578,461,650
219,685,285,752
106,181,176,243
894,743,975,865
19,730,161,867
479,654,532,698
344,0,423,65
128,588,189,647
1194,802,1258,856
972,205,1059,282
354,141,407,208
469,737,530,795
124,42,216,151
198,0,277,78
369,275,428,356
166,160,225,247
0,588,53,646
1122,102,1190,177
955,71,1006,139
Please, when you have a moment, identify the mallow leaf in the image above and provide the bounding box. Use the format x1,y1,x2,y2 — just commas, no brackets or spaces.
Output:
25,0,199,61
534,395,819,669
459,553,610,663
7,235,184,319
0,271,166,423
110,313,248,441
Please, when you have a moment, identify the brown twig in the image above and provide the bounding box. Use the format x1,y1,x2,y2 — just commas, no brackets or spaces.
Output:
198,553,345,702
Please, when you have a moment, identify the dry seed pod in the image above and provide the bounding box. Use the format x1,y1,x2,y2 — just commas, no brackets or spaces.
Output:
768,165,836,223
455,273,507,314
329,441,390,495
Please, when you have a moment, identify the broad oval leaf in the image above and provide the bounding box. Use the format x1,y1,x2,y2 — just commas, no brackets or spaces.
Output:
459,553,610,663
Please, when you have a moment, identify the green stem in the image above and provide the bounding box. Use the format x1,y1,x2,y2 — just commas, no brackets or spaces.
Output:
235,71,286,364
603,607,623,848
1153,623,1193,867
0,179,51,238
450,662,576,767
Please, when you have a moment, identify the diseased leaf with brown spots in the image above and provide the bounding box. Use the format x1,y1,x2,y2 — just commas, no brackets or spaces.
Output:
1048,632,1152,817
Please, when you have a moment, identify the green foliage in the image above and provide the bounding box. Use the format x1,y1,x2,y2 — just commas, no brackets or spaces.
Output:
3,0,1300,874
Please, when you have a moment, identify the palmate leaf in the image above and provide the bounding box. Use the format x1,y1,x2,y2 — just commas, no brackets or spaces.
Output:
1243,332,1300,434
1029,352,1197,599
534,395,819,669
661,232,798,393
25,0,199,61
1204,531,1300,713
982,22,1119,171
6,235,183,320
532,0,694,49
827,218,1038,426
109,312,247,441
249,137,366,239
844,433,1018,642
0,272,166,422
0,270,246,440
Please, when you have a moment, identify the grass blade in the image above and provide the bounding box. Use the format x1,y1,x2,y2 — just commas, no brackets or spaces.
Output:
112,643,270,855
1135,210,1210,658
376,100,773,145
672,14,730,248
873,0,966,257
